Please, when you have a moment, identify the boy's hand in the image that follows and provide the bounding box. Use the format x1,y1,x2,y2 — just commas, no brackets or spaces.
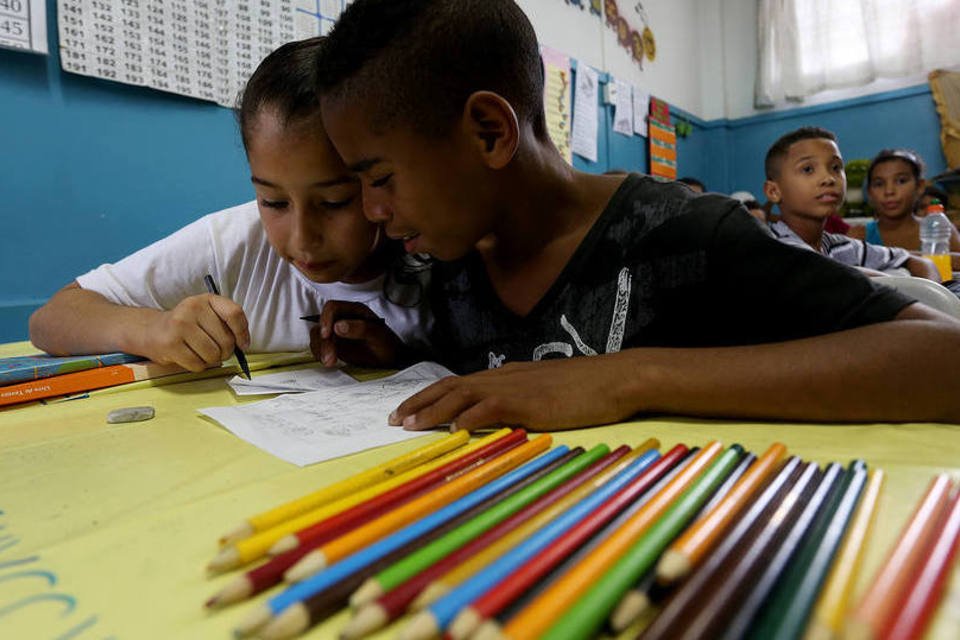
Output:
309,300,405,368
146,293,249,372
389,357,636,432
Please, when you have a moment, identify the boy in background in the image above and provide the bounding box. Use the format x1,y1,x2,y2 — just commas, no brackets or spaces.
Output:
763,127,940,281
315,0,960,430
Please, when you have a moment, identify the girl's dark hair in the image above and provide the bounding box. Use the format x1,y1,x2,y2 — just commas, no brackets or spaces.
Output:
867,148,925,183
236,37,326,150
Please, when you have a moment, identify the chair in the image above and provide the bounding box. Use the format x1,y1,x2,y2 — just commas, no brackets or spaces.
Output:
877,276,960,319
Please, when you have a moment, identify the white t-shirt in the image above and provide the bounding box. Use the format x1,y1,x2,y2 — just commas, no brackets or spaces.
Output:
76,201,433,353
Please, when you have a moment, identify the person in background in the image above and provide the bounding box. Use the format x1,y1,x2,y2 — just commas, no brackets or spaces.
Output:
742,199,768,224
764,128,940,281
29,37,432,372
314,0,960,429
677,176,706,193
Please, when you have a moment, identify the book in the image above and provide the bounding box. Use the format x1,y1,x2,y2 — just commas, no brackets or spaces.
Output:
0,352,144,386
0,361,186,407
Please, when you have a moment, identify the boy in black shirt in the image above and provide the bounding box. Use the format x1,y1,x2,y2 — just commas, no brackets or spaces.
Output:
315,0,960,430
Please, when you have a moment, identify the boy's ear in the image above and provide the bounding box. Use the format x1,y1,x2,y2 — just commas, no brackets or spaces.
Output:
763,179,781,204
461,91,519,170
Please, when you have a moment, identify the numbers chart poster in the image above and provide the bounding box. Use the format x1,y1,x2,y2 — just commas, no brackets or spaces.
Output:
57,0,352,107
0,0,48,54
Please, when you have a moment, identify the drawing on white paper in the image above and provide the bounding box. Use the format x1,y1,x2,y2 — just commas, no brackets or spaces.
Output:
571,64,599,162
612,78,634,136
200,361,456,466
228,366,355,396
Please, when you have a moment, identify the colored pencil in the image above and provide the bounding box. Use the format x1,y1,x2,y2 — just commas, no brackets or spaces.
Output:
232,436,555,637
804,469,884,640
209,429,514,571
269,430,528,555
538,445,743,640
749,460,868,640
846,473,954,640
229,446,584,637
205,443,578,610
635,456,806,640
338,445,638,640
218,430,473,545
447,445,693,640
884,484,960,640
398,443,703,640
657,442,786,584
457,446,701,640
498,442,724,640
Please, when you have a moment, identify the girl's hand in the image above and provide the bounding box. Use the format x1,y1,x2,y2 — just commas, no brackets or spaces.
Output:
145,293,249,371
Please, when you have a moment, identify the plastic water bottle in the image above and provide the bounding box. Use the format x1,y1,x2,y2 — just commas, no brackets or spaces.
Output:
919,199,953,281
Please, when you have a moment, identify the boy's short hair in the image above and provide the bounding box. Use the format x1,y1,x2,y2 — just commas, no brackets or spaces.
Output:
867,148,925,183
764,126,838,180
236,36,325,149
315,0,547,140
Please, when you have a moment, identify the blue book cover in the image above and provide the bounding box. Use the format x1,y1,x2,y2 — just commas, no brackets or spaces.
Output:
0,353,145,386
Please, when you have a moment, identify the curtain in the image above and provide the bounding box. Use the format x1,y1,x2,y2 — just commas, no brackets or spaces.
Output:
756,0,960,108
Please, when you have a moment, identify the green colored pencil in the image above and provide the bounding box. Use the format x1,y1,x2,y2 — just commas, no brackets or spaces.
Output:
748,459,868,639
365,444,610,596
539,444,743,640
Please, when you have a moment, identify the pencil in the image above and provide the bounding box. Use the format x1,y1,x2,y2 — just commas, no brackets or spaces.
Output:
539,445,744,640
244,445,585,638
804,468,884,640
203,273,251,379
342,446,641,640
846,473,954,640
634,456,806,640
749,460,868,640
883,483,960,640
232,436,556,638
657,442,786,584
269,429,528,555
447,445,691,640
398,443,678,640
205,439,571,610
217,430,472,545
469,447,701,640
209,429,512,572
499,442,724,640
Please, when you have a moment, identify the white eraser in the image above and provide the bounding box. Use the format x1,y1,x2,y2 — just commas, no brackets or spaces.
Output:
106,406,155,424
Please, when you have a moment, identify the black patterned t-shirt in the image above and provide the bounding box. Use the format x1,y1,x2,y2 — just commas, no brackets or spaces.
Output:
429,174,914,374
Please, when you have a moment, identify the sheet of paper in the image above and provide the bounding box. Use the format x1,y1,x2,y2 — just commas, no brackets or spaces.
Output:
571,63,599,162
612,77,634,136
200,361,455,466
540,45,573,164
228,366,355,396
1,0,47,54
633,86,650,137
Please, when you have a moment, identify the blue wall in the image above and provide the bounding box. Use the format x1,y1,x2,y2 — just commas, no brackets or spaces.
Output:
0,13,948,343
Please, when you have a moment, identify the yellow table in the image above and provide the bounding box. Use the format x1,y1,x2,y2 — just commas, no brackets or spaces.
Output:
1,341,958,639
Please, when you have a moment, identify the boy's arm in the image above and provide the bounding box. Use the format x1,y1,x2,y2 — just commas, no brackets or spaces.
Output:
904,255,942,281
391,303,960,430
29,282,249,372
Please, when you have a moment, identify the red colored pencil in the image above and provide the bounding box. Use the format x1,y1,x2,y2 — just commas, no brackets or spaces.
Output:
883,483,960,640
464,444,689,627
369,446,633,620
271,429,528,555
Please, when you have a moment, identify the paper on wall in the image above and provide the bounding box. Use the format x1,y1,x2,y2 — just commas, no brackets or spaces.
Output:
633,86,650,137
612,77,634,136
571,63,599,162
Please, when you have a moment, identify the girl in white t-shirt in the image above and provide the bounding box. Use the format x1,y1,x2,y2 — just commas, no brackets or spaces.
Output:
29,37,431,371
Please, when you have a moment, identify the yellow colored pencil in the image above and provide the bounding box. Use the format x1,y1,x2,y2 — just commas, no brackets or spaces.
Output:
218,430,471,546
410,441,659,610
804,468,884,640
657,442,787,584
208,429,512,572
501,441,723,640
284,435,553,582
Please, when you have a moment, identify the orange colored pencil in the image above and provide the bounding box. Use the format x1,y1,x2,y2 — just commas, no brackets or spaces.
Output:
500,441,723,640
284,435,552,582
657,442,786,584
883,483,960,640
846,473,954,640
